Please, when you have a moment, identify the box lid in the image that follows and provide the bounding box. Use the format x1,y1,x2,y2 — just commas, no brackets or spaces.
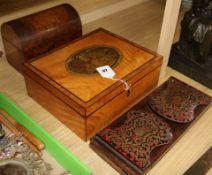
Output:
1,4,82,60
24,28,162,117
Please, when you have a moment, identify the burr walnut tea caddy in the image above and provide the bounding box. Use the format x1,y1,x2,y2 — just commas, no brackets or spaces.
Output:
1,4,82,73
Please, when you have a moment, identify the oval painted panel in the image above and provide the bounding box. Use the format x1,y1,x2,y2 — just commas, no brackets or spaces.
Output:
66,45,122,75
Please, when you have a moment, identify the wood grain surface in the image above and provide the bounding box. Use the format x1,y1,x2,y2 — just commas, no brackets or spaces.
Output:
23,28,162,140
1,3,82,73
183,147,212,175
29,28,159,103
0,109,44,153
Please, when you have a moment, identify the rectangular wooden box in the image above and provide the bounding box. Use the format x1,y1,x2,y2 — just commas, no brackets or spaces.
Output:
23,28,162,141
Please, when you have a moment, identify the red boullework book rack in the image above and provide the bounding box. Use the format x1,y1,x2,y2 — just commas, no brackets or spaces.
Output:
90,77,212,175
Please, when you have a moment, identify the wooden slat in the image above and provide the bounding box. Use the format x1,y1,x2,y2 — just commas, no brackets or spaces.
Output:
183,147,212,175
157,0,181,78
0,109,44,151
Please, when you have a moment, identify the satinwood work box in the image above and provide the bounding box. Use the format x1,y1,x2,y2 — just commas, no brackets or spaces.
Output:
23,28,162,141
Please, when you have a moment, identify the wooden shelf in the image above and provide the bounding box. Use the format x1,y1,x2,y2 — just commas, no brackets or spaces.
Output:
0,1,212,174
